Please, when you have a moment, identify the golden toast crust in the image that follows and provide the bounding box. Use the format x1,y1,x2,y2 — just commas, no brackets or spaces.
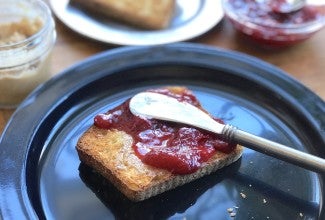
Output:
70,0,175,29
77,126,243,201
76,87,243,201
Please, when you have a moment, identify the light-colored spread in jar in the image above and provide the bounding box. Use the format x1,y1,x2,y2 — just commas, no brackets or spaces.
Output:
0,17,43,45
0,0,56,108
0,16,51,107
0,55,52,107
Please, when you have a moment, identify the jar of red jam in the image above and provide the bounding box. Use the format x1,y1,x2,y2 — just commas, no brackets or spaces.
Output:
222,0,325,48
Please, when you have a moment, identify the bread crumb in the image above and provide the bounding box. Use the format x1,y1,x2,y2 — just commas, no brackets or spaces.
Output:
227,208,234,213
227,206,239,218
240,192,247,199
299,213,303,217
263,198,267,204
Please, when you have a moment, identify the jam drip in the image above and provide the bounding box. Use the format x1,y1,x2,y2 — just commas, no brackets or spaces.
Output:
94,89,236,174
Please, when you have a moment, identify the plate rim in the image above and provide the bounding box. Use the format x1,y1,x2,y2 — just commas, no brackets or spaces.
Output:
0,43,324,219
49,0,224,45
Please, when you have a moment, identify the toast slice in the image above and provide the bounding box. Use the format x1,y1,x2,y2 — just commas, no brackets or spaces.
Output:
76,87,243,201
70,0,175,30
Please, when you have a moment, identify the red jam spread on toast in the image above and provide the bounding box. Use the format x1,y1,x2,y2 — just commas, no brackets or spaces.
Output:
94,89,236,174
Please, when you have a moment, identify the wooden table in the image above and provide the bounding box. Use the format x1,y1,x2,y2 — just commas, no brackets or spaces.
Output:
0,16,324,135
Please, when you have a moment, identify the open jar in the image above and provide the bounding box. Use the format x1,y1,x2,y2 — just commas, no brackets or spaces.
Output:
0,0,56,108
222,0,325,48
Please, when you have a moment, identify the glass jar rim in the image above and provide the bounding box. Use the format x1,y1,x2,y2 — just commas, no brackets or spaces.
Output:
222,0,325,31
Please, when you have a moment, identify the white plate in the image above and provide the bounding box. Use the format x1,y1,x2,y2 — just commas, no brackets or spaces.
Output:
49,0,224,45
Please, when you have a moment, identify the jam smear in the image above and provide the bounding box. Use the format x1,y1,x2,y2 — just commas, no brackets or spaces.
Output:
94,88,236,174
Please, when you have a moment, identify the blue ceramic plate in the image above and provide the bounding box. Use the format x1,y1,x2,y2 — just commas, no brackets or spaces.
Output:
0,43,324,219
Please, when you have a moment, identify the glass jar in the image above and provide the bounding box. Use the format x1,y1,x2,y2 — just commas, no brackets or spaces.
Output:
0,0,56,108
222,0,325,48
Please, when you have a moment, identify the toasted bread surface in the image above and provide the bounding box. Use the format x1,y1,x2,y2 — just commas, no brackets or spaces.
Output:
76,87,243,201
70,0,175,29
77,127,243,201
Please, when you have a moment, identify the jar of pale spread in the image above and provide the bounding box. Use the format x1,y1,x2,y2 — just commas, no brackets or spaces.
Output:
0,0,56,108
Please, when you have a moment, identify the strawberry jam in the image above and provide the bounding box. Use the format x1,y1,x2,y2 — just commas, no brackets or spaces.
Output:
224,0,325,47
94,89,236,174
